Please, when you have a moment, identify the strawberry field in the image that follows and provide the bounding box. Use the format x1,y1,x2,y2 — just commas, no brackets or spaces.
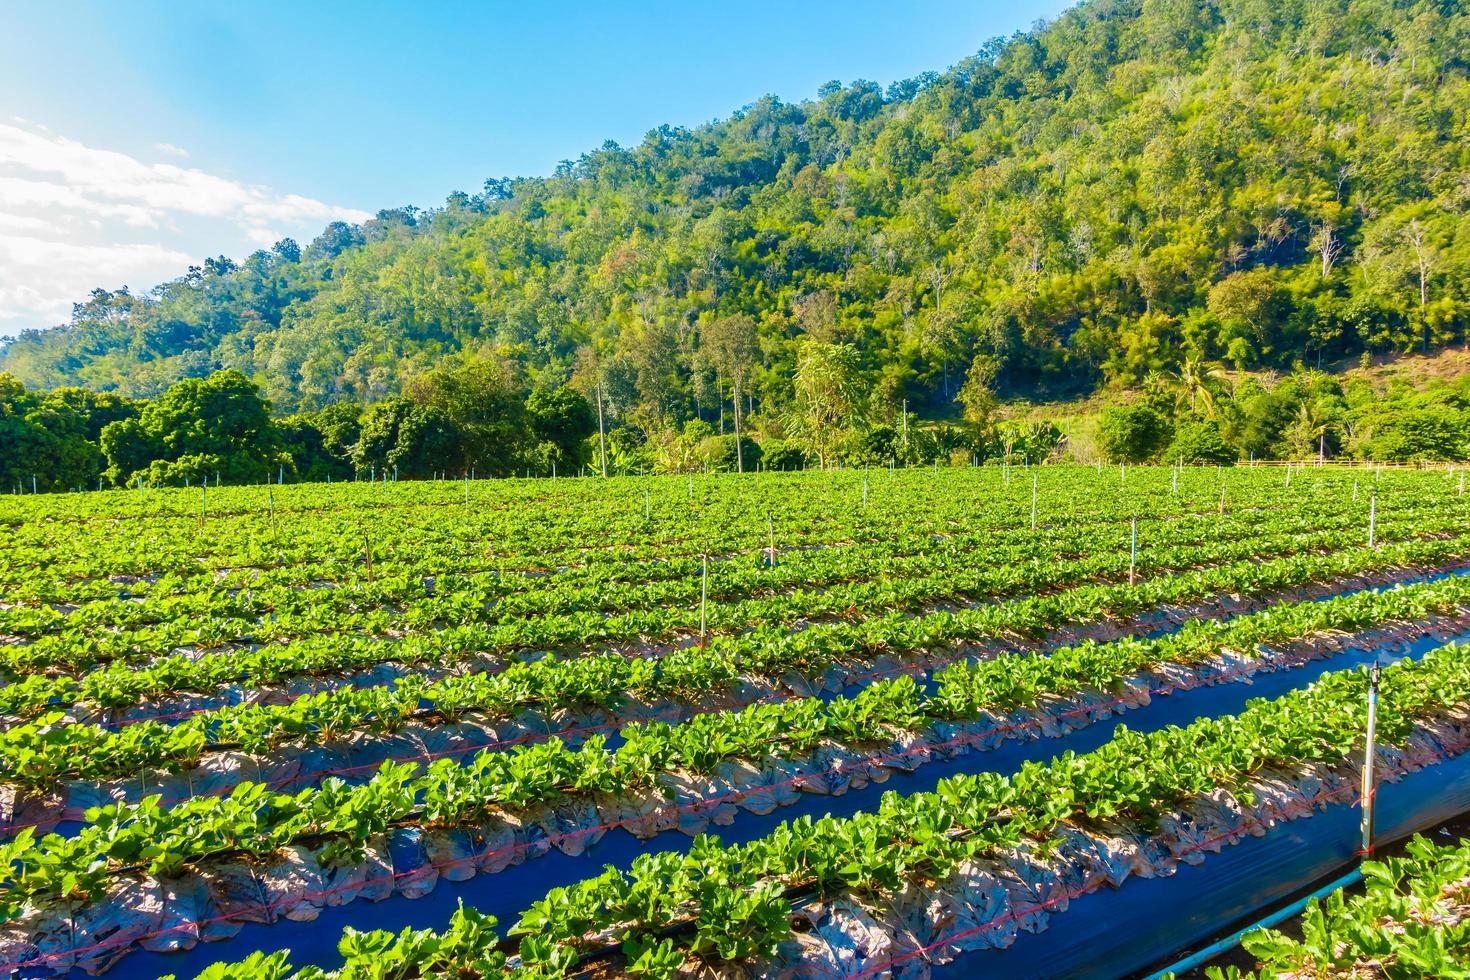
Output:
1,464,1469,979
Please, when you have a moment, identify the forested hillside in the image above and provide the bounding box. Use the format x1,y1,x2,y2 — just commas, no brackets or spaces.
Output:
4,0,1469,431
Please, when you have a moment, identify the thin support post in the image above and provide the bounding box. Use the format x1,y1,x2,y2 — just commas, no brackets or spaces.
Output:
699,554,709,642
200,485,207,528
1360,662,1381,856
1129,516,1138,586
1030,472,1037,531
767,512,775,568
645,487,650,522
1368,492,1377,548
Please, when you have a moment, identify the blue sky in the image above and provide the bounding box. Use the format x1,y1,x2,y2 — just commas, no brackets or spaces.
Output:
0,0,1069,336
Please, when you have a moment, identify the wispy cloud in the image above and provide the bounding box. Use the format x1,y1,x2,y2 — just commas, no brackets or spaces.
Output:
0,121,371,335
152,141,190,158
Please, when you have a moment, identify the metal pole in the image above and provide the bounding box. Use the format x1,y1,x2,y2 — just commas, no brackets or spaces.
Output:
767,512,775,568
1129,516,1138,586
1360,662,1381,856
1031,472,1037,531
1368,492,1376,548
699,554,709,641
645,487,650,521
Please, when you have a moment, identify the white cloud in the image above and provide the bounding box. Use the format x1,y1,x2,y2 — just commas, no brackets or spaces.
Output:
0,121,372,336
152,142,190,158
0,235,191,326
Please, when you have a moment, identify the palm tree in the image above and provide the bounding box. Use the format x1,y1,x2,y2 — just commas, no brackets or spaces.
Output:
1285,401,1331,461
1171,352,1223,418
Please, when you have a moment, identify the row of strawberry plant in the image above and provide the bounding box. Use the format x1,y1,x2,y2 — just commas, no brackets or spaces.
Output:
2,462,1397,606
2,505,1447,683
6,530,1465,788
158,641,1470,979
6,571,1468,917
0,466,1397,596
0,468,1094,585
3,493,1342,641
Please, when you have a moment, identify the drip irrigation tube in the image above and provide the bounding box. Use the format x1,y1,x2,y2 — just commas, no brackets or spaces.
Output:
1136,868,1363,980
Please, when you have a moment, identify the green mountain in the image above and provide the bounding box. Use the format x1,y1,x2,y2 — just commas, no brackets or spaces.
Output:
4,0,1468,423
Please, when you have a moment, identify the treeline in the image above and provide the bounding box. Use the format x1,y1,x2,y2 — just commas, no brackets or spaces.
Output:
3,0,1470,439
4,347,1468,493
0,361,598,492
1091,355,1470,465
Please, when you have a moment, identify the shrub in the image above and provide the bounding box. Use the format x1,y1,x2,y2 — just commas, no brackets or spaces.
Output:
1097,405,1173,463
1164,420,1237,466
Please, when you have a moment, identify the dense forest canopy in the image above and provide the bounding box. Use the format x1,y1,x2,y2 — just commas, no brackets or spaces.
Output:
3,0,1470,439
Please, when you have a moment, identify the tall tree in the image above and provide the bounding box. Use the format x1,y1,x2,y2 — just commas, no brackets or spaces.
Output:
785,340,866,470
704,313,759,472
